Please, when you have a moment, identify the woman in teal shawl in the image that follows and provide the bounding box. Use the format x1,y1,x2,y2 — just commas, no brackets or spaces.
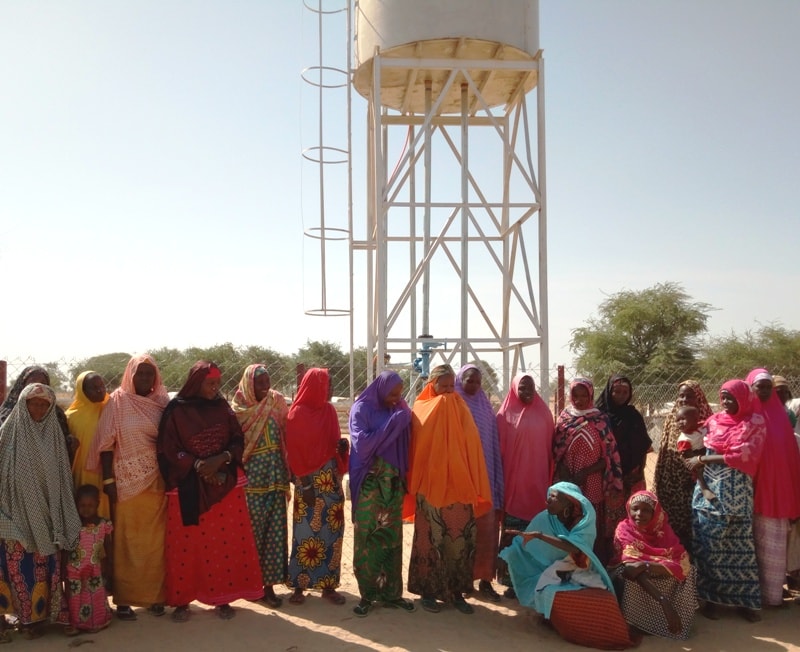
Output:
500,482,614,619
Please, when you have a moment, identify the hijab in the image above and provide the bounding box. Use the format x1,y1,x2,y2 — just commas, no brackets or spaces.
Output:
231,364,289,463
455,364,504,509
0,384,81,555
496,373,554,521
595,374,651,476
611,490,689,581
348,371,411,516
285,368,342,477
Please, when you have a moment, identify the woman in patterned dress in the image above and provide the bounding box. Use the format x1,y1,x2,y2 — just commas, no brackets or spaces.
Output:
285,368,349,606
348,370,414,617
455,364,504,601
553,378,623,564
653,380,713,550
686,379,765,622
0,383,81,640
404,364,492,615
610,490,696,639
231,364,291,608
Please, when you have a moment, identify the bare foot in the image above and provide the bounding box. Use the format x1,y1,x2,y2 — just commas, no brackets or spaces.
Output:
660,599,682,635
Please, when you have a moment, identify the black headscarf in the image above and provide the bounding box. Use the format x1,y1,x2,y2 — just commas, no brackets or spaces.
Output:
595,374,652,476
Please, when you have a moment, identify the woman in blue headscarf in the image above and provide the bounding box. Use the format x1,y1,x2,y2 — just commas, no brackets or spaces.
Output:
348,371,413,617
500,482,634,649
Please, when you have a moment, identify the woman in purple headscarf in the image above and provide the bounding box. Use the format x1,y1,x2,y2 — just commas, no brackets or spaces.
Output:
455,364,504,601
348,371,414,617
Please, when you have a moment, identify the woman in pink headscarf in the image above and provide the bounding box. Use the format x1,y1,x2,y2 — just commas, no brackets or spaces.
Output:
686,379,765,621
495,373,554,598
746,368,800,606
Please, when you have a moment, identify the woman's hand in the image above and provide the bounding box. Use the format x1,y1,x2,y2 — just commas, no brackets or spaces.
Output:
195,453,230,479
621,562,649,580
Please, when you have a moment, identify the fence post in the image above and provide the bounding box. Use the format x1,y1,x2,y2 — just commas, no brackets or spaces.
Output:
556,365,565,418
295,363,307,398
0,361,5,404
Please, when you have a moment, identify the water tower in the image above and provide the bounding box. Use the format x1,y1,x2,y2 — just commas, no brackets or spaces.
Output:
351,0,548,396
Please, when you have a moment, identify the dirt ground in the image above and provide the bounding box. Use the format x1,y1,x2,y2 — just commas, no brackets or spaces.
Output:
27,452,800,651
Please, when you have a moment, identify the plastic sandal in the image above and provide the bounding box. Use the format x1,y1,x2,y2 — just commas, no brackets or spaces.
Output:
421,597,441,613
453,597,474,615
353,600,371,617
384,598,416,612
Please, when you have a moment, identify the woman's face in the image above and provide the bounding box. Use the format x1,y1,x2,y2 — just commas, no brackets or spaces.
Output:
253,370,271,402
199,374,221,400
752,379,773,403
26,397,51,422
545,488,570,516
571,384,591,410
83,374,107,403
676,384,697,408
461,369,481,396
132,363,156,397
383,382,403,408
720,390,739,415
517,376,535,404
629,501,654,528
433,373,455,396
611,381,631,406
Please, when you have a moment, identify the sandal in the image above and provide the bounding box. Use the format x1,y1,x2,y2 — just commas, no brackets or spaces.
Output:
421,597,441,613
289,590,305,605
149,603,166,617
20,625,43,640
322,589,346,605
261,593,283,609
217,604,236,620
353,600,371,617
0,630,10,645
478,580,502,602
384,598,416,612
453,596,474,615
64,625,80,637
738,607,761,623
172,605,190,623
116,605,137,621
503,586,517,600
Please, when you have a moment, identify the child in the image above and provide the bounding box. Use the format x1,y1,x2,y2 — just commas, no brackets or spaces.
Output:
66,484,113,634
675,405,715,501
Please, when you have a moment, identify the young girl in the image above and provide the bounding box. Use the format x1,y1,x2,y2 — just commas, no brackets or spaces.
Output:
675,405,715,501
66,485,113,633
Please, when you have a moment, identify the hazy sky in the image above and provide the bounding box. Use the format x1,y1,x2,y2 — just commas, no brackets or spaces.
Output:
1,1,797,374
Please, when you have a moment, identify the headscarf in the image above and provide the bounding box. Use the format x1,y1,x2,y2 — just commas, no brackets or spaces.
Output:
66,371,110,518
553,378,623,497
658,379,714,454
745,368,800,518
595,374,652,477
499,482,615,618
455,364,504,510
496,373,554,521
0,384,81,555
348,371,411,517
231,364,290,463
0,365,49,424
157,361,244,525
403,372,492,519
611,490,689,581
704,379,765,477
285,368,342,478
87,354,170,501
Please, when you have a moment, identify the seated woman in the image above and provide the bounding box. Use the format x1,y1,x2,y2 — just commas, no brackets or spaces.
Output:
500,482,634,650
610,491,696,640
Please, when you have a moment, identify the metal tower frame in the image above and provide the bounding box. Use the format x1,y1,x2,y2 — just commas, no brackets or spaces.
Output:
357,51,549,399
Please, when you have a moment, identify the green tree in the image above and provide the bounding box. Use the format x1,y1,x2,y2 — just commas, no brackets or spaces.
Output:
294,340,350,397
68,352,132,391
699,325,800,380
570,282,713,384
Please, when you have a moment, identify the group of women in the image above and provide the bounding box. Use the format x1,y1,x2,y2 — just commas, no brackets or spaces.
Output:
0,357,797,648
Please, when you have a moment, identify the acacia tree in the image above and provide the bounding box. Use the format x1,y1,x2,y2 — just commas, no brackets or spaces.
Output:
699,325,800,380
569,282,712,384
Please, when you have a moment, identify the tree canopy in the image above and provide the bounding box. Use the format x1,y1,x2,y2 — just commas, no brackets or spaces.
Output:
699,325,800,381
570,282,713,384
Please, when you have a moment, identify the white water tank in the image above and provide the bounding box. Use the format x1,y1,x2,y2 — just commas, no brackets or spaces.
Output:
353,0,539,114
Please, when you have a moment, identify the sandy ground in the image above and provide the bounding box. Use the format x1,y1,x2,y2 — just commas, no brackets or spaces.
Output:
25,452,800,651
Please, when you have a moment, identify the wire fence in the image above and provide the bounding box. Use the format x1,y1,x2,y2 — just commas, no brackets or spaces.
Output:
4,351,799,450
